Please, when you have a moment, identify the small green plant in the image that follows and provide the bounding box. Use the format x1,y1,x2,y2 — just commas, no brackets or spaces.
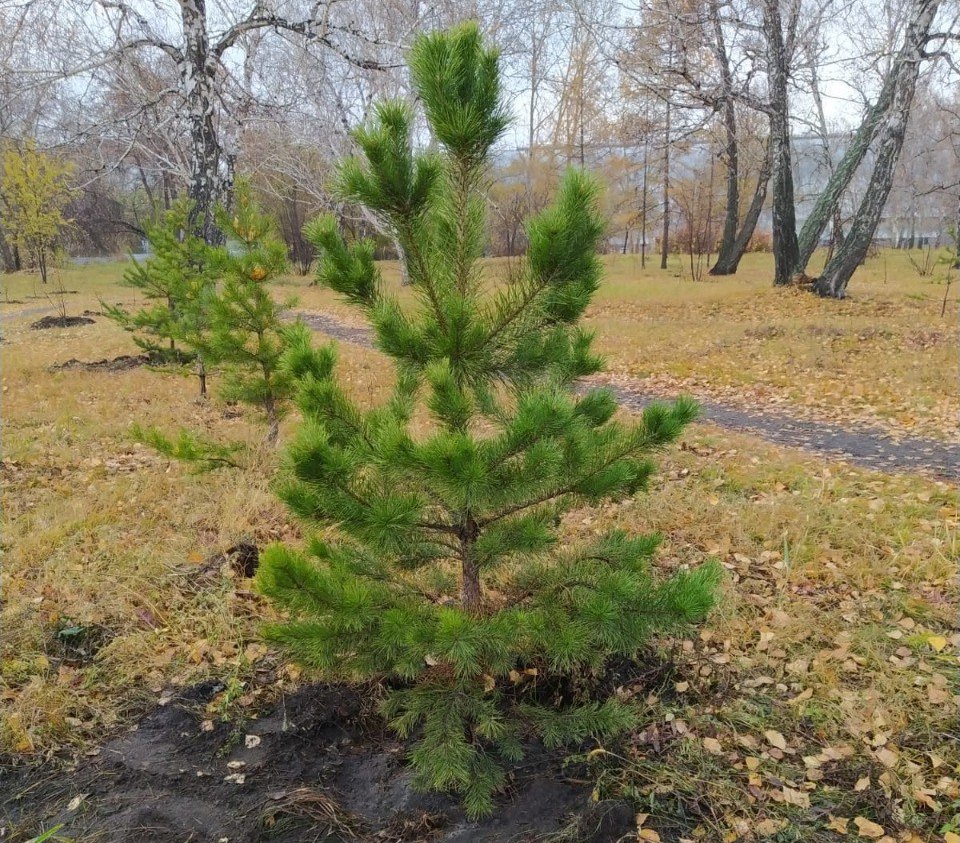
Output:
131,424,246,471
256,24,719,817
27,825,67,843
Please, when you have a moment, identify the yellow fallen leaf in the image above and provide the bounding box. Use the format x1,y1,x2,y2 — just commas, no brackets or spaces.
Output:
782,786,810,807
945,833,960,843
639,830,661,842
853,816,885,839
764,729,787,750
754,818,787,836
927,635,948,653
703,737,723,755
874,747,898,768
827,816,849,833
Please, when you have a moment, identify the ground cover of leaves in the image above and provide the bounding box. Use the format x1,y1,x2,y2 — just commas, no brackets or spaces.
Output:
1,258,957,842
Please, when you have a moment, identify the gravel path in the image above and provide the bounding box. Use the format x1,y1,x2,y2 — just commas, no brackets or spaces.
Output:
298,311,960,481
0,304,56,323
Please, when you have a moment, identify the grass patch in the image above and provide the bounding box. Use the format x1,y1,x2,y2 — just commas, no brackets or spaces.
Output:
1,253,957,839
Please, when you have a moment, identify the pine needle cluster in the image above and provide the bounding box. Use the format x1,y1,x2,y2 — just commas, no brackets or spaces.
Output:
256,23,720,817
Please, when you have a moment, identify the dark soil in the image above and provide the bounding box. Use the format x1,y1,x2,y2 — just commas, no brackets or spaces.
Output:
296,310,960,481
1,682,636,843
189,542,261,582
52,354,151,372
30,315,95,330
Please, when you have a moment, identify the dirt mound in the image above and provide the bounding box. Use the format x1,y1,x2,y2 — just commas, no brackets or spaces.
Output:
52,354,151,372
3,682,635,843
30,315,95,330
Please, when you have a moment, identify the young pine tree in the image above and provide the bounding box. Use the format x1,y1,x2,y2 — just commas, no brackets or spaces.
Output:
206,185,296,442
104,201,218,367
256,24,719,818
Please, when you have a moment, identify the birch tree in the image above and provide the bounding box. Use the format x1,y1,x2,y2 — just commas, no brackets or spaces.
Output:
81,0,390,243
795,0,944,284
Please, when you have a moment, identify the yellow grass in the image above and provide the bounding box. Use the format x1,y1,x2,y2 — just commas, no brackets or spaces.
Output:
1,254,958,839
281,249,960,441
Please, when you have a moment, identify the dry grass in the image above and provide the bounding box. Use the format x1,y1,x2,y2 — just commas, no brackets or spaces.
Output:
283,249,960,441
1,255,958,840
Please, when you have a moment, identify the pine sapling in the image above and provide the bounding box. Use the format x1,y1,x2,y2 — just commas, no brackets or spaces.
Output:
104,201,219,372
206,185,297,442
256,23,720,818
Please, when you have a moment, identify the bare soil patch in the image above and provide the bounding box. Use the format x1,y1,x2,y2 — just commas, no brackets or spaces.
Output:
2,680,637,843
29,315,95,330
51,353,151,372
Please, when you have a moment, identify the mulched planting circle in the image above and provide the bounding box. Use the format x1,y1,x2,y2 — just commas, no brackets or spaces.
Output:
1,681,637,843
51,354,151,372
30,315,96,330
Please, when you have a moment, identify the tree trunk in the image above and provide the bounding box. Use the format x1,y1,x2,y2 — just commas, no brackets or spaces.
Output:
763,0,799,287
0,226,16,273
640,135,649,269
815,14,932,299
265,397,280,444
660,100,671,271
460,517,481,613
954,190,960,269
197,355,207,399
710,140,772,275
707,0,740,273
37,247,48,284
705,148,716,269
796,0,941,273
181,0,227,244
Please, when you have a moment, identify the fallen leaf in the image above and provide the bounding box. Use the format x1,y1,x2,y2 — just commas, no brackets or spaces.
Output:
874,747,898,768
754,818,787,836
244,734,261,749
703,737,723,755
764,729,787,750
827,816,849,833
782,786,810,807
853,816,885,839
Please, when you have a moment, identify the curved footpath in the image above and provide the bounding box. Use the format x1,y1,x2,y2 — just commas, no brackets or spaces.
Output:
297,311,960,482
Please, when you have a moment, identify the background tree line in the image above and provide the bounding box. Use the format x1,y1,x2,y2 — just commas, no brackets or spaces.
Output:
1,0,958,295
